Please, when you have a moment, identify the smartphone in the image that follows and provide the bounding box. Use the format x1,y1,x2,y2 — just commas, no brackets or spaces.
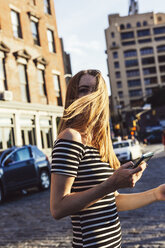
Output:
132,152,154,169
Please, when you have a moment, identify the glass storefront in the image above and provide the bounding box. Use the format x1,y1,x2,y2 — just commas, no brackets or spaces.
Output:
20,117,36,146
0,117,15,149
40,118,53,149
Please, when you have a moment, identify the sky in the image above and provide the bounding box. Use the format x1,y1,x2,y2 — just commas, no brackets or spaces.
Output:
54,0,165,94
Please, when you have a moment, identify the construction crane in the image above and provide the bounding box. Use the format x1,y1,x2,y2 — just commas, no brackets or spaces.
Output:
128,0,139,15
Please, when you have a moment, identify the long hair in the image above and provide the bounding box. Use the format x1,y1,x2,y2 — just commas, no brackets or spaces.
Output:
58,69,120,169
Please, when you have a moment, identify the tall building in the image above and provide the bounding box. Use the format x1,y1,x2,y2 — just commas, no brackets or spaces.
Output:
60,38,72,85
0,0,68,156
105,12,165,119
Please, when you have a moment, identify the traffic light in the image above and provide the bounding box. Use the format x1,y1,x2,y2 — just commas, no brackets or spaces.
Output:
132,126,136,131
133,119,137,127
115,124,120,130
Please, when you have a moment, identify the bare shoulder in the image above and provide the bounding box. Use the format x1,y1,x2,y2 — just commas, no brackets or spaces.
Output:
57,128,82,143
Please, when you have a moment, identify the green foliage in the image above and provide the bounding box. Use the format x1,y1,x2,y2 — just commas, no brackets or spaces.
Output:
146,88,165,107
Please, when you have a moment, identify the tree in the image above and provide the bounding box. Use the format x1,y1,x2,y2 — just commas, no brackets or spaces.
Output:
146,87,165,108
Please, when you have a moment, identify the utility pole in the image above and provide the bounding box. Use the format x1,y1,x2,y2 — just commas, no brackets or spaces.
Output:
128,0,139,15
114,96,124,137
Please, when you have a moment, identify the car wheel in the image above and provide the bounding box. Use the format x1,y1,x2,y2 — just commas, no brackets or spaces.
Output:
39,170,50,190
0,184,4,203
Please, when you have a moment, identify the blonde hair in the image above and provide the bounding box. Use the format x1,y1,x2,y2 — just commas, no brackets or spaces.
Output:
58,70,120,169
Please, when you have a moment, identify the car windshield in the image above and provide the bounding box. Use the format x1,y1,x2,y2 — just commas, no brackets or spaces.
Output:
113,142,129,149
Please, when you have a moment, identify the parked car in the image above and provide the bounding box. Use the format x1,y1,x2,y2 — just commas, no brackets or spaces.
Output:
145,133,162,144
113,139,142,163
0,145,50,203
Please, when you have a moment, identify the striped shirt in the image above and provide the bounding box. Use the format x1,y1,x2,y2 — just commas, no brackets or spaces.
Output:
51,139,122,248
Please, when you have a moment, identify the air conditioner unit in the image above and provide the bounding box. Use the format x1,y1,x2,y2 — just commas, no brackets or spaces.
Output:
0,91,13,101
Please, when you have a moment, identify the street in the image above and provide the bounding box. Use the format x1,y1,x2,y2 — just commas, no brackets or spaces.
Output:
0,144,165,248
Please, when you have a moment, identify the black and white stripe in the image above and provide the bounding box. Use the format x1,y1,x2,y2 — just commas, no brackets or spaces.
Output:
51,139,122,248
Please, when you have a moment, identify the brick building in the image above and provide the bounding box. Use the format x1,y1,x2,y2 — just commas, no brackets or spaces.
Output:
0,0,68,156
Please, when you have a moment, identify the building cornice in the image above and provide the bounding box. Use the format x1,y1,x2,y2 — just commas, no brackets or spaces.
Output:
0,101,64,114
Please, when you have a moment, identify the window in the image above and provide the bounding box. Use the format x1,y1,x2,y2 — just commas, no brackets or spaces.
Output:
140,47,153,55
111,32,115,38
143,21,148,26
0,117,15,149
155,36,165,41
159,65,165,73
126,23,131,29
11,148,31,162
125,59,138,68
112,42,116,47
113,51,118,59
126,69,139,77
117,81,122,88
136,22,141,27
145,88,152,96
138,39,151,44
20,117,36,145
137,29,150,37
158,55,165,63
127,79,141,87
40,118,53,149
53,74,62,105
121,31,134,40
157,45,165,53
124,50,137,58
141,57,155,65
37,69,47,97
120,24,125,30
44,0,51,14
154,26,165,35
0,56,6,91
130,99,143,107
18,64,30,102
122,41,135,46
115,71,120,79
31,20,40,45
144,77,157,85
114,61,119,68
143,67,156,75
47,29,55,53
161,76,165,82
157,16,162,22
118,91,123,98
129,89,142,97
10,10,22,38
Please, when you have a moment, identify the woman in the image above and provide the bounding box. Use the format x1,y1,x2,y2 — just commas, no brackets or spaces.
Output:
50,69,165,248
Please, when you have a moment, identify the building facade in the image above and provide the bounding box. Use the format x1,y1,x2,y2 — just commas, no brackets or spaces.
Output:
60,38,72,85
105,12,165,116
0,0,68,156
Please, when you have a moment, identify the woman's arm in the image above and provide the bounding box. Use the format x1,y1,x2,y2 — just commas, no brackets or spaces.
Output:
50,128,147,220
115,184,165,212
50,173,116,220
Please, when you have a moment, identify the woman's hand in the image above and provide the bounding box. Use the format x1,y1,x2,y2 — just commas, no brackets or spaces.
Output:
110,161,146,191
154,184,165,201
